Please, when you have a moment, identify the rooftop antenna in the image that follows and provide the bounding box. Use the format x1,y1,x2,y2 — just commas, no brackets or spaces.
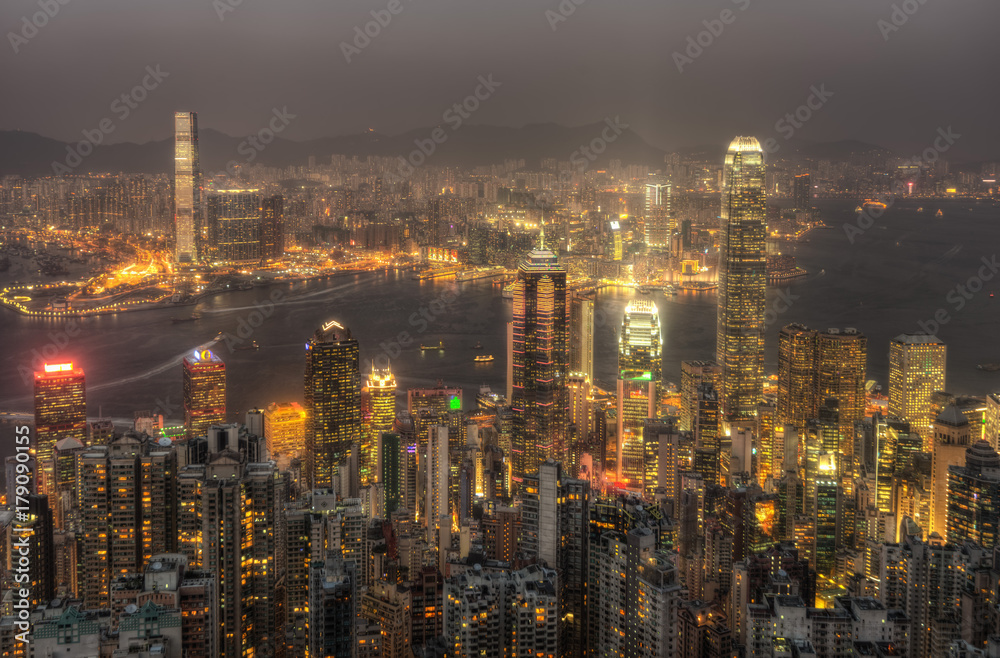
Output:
539,215,546,250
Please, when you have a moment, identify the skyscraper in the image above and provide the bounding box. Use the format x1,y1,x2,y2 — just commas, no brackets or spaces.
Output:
889,333,947,448
262,402,306,458
173,111,201,263
34,362,86,498
680,360,722,432
366,363,397,436
259,194,285,260
182,349,226,438
616,299,662,488
569,292,595,382
777,325,867,450
304,320,361,488
716,136,767,422
947,440,1000,548
645,181,673,248
511,230,569,488
793,173,812,210
207,189,262,264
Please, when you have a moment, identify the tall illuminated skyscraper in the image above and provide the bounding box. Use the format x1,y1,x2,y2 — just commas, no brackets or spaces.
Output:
716,136,767,422
304,320,361,488
34,362,86,499
510,229,568,488
183,349,226,438
889,333,947,448
363,362,396,485
680,360,721,432
616,299,662,488
173,111,201,263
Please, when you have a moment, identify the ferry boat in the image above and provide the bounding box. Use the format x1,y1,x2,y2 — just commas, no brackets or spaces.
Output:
420,341,444,351
935,209,944,218
474,354,494,363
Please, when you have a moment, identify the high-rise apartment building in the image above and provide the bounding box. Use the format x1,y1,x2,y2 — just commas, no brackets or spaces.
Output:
717,136,767,422
259,194,284,260
263,401,306,458
889,333,947,448
183,349,226,438
305,320,361,488
173,111,201,263
947,440,1000,548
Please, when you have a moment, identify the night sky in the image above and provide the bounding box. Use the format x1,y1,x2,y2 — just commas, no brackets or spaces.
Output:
2,0,997,159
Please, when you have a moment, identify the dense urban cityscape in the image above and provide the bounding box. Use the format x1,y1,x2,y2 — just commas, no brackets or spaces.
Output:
2,2,1000,658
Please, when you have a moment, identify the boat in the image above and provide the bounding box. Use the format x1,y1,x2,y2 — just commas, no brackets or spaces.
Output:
917,207,924,213
863,199,888,210
171,314,200,323
854,206,864,213
420,341,444,351
234,340,259,351
977,363,1000,372
474,354,494,363
472,341,483,350
935,209,944,218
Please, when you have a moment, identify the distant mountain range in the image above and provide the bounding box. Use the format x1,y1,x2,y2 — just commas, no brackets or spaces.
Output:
0,124,894,179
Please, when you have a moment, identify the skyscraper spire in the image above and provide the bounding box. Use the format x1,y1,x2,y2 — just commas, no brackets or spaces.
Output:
539,216,546,250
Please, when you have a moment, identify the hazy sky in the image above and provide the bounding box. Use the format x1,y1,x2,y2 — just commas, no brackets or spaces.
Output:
2,0,997,159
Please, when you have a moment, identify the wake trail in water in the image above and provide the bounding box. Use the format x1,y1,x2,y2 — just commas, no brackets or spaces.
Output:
87,338,222,394
197,280,365,314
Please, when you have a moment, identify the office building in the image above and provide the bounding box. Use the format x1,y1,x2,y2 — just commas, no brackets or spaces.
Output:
259,193,284,259
34,362,86,498
717,136,767,422
570,293,595,382
305,320,362,488
183,349,226,438
889,334,947,447
207,189,261,263
947,440,1000,548
681,360,722,432
174,111,201,263
511,230,569,487
263,401,306,458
